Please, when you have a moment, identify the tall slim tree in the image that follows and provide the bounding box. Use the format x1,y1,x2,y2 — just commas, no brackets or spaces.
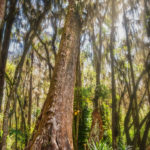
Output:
28,51,34,130
123,9,140,149
144,0,150,37
0,0,6,110
89,28,103,142
73,46,82,150
0,0,18,112
110,0,119,149
25,0,81,149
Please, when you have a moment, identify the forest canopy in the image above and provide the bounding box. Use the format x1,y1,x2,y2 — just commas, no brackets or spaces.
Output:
0,0,150,150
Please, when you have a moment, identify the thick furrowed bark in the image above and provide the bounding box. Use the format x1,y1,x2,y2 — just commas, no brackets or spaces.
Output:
25,1,81,150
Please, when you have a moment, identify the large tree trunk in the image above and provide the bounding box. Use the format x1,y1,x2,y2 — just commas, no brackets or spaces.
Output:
25,1,81,150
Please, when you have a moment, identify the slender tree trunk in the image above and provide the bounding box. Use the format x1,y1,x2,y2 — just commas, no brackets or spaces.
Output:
17,94,28,146
37,35,54,81
28,51,33,130
0,0,6,41
144,0,150,38
0,0,17,111
73,46,82,150
139,3,150,147
89,23,103,143
1,97,11,150
139,115,150,150
110,0,119,149
0,0,6,60
123,9,140,149
0,10,17,143
25,1,81,150
15,107,18,150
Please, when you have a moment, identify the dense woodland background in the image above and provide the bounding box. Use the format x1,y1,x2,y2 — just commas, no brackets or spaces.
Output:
0,0,150,150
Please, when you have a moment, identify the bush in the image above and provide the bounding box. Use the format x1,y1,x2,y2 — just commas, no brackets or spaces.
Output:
88,140,112,150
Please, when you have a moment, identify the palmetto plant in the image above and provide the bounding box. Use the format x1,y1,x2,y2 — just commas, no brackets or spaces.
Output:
88,140,112,150
88,140,132,150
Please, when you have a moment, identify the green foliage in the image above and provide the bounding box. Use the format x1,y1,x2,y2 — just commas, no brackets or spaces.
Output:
102,128,112,146
9,128,27,149
10,128,25,143
81,87,93,100
7,134,15,150
78,102,92,150
96,84,110,100
0,113,3,139
99,85,112,146
88,140,112,150
33,108,41,118
0,130,3,139
88,139,127,150
118,140,126,150
6,61,15,78
77,87,93,150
